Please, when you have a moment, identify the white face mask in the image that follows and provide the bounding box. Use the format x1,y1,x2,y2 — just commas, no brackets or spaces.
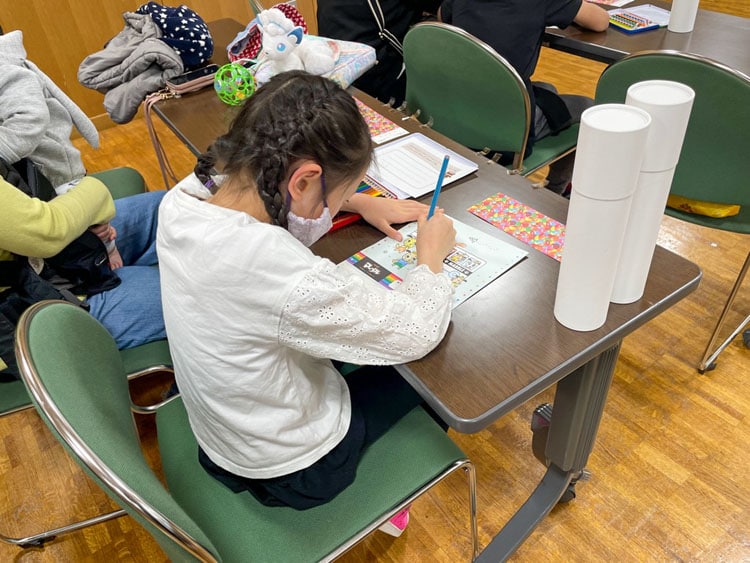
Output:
286,174,332,247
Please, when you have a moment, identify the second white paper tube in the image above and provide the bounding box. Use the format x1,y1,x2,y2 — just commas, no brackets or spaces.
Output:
611,80,695,304
554,104,651,331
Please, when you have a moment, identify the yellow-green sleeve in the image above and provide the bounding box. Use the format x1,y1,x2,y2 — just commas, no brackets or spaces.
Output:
0,176,115,259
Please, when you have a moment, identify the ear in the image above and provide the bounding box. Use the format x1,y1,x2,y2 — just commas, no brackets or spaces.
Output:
287,26,304,45
286,161,323,202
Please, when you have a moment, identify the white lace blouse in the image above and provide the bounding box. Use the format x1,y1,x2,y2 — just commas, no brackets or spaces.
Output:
157,175,453,479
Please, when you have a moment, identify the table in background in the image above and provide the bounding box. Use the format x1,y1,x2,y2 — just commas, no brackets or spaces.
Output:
544,0,750,74
153,20,702,561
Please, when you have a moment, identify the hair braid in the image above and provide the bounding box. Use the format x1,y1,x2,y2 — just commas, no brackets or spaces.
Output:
195,70,373,227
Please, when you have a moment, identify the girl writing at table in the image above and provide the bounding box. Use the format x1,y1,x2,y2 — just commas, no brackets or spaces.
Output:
157,70,456,536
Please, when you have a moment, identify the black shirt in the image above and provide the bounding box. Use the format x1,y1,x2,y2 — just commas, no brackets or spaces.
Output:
440,0,581,83
317,0,441,103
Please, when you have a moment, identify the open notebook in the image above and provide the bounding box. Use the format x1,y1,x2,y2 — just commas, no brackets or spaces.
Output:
365,133,479,199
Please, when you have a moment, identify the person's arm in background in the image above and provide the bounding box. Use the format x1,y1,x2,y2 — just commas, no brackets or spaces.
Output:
0,176,115,259
573,0,610,31
0,66,50,163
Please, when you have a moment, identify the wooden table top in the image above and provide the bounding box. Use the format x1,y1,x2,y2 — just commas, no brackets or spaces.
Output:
544,0,750,75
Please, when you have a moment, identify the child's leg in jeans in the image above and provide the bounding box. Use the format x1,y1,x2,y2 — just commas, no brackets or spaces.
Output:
87,265,166,349
109,191,166,266
88,190,167,349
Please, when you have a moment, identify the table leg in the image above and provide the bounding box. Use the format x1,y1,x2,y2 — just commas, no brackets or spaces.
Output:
476,343,621,562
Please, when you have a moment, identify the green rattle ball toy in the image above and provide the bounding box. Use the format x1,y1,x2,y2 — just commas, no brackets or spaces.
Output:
214,62,256,106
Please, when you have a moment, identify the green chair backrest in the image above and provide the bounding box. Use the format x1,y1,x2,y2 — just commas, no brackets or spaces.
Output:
89,166,146,200
595,51,750,233
15,301,218,562
403,22,531,161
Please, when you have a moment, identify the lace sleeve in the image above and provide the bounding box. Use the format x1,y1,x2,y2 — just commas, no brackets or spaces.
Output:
279,260,453,365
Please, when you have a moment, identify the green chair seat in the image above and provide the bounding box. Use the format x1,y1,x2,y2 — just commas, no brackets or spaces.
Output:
120,339,173,376
90,167,146,200
520,124,579,176
158,400,467,562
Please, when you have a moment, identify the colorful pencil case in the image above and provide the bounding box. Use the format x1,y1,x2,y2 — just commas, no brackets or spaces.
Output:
609,10,660,33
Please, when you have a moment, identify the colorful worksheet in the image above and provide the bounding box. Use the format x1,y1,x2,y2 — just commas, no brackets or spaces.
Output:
366,133,479,199
355,98,409,144
344,218,527,309
468,193,566,261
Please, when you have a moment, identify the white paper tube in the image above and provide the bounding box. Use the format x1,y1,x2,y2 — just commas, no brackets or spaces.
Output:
572,104,653,200
668,0,700,33
626,81,695,172
555,194,636,330
611,169,676,304
554,104,651,331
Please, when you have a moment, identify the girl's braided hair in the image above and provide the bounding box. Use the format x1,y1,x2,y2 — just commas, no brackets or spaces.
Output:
195,70,373,227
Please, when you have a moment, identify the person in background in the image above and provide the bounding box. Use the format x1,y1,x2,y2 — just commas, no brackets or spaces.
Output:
317,0,441,105
157,71,456,537
0,28,126,267
0,174,166,377
440,0,610,195
0,28,166,379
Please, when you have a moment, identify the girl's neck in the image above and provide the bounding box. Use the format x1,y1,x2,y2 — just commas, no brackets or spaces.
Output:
206,178,271,223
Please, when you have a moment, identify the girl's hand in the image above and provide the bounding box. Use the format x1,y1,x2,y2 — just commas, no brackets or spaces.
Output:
108,246,124,270
416,210,456,274
89,223,116,242
344,194,429,240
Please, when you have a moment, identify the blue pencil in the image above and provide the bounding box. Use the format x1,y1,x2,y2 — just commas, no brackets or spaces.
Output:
427,155,451,219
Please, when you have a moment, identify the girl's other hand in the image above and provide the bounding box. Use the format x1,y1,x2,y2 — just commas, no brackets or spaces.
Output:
345,194,428,241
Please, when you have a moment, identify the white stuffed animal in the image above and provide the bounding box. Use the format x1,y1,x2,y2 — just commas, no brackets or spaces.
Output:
257,8,338,75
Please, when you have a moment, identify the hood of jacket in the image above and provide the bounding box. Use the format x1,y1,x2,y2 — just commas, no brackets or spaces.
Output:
0,30,27,66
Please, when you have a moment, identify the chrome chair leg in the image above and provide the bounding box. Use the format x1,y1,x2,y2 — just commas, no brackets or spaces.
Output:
699,250,750,373
0,510,126,548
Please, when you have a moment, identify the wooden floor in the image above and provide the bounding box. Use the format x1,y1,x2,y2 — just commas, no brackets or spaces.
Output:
2,3,749,561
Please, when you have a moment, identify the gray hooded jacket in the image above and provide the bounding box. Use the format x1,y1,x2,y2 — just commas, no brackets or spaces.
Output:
0,30,99,188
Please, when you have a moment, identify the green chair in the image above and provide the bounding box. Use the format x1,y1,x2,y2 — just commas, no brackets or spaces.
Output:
15,300,479,562
595,50,750,373
0,167,173,547
90,166,148,200
402,21,578,178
